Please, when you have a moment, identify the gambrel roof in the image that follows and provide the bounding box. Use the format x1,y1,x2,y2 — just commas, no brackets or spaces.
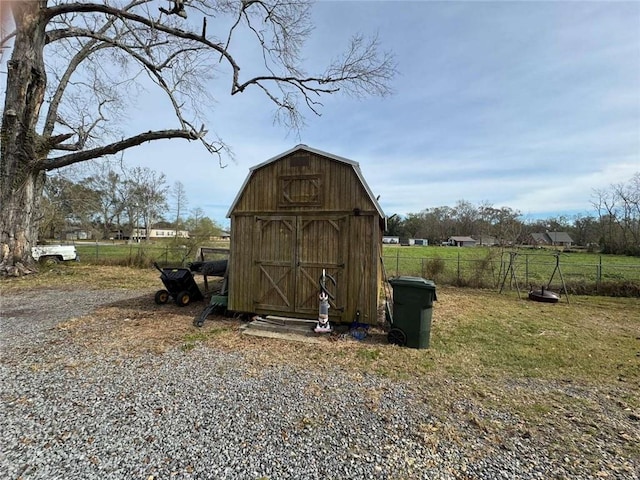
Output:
226,144,385,220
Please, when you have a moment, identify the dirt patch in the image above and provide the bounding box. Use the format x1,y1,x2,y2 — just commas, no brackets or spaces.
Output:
57,291,393,361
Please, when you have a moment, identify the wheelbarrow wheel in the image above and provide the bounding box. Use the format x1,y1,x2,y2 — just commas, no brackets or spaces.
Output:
388,327,407,346
175,290,191,307
154,289,170,305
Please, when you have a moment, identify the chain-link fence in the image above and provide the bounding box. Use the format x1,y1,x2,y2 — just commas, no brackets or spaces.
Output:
382,251,640,296
73,243,639,296
75,242,229,268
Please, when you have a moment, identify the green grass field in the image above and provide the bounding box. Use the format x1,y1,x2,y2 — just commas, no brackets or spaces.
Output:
382,245,640,293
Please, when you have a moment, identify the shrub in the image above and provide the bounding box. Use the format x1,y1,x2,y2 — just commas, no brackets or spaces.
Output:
423,257,445,280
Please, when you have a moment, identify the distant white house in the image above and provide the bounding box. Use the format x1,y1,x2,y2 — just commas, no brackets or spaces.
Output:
473,235,498,246
383,236,400,244
408,238,428,246
65,229,92,240
152,229,189,238
132,228,190,240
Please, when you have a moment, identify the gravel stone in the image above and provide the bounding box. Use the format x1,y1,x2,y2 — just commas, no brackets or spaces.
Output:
1,288,638,479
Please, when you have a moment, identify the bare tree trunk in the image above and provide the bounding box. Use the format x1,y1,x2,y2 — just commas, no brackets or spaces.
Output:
0,1,48,275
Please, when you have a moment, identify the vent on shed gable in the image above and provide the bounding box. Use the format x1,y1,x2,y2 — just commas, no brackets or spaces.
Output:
289,154,310,167
279,175,322,207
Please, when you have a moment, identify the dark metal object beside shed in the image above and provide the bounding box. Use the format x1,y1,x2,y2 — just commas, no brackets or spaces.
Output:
226,145,386,324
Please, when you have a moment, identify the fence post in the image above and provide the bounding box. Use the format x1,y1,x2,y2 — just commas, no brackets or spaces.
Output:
597,255,602,293
396,249,400,277
421,258,425,278
457,251,461,284
95,242,99,263
525,254,529,286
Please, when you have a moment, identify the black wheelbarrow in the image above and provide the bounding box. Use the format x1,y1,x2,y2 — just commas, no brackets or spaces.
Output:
153,262,204,307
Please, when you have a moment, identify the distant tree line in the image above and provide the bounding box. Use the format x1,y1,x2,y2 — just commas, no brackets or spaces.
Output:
385,172,640,256
41,166,638,256
39,163,223,242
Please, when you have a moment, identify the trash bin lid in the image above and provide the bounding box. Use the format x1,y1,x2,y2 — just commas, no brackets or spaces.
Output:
389,276,436,290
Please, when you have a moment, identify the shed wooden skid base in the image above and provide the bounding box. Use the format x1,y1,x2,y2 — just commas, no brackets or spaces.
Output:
241,315,328,344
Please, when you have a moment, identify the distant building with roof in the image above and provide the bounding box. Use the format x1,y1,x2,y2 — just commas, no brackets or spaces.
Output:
473,235,498,246
448,236,477,247
528,232,574,247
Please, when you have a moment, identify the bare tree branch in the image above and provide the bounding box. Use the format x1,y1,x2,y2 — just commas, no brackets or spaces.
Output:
41,129,199,170
1,29,16,49
45,2,242,88
42,1,132,138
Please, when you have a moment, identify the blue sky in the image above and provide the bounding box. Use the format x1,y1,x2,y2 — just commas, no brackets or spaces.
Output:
131,0,639,228
8,1,640,228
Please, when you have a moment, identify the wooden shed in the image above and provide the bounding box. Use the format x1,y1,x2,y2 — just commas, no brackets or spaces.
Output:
226,145,386,324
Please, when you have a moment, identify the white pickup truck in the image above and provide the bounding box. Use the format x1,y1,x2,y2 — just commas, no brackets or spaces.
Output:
31,244,79,262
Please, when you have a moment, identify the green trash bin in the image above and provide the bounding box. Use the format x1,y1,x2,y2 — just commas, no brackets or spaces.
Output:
388,276,437,349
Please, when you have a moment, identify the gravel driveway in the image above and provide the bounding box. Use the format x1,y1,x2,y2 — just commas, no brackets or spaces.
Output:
1,288,638,479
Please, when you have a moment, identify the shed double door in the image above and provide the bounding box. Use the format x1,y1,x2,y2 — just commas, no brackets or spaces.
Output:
253,215,347,318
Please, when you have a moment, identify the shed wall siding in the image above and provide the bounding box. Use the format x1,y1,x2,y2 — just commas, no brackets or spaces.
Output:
228,150,382,323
